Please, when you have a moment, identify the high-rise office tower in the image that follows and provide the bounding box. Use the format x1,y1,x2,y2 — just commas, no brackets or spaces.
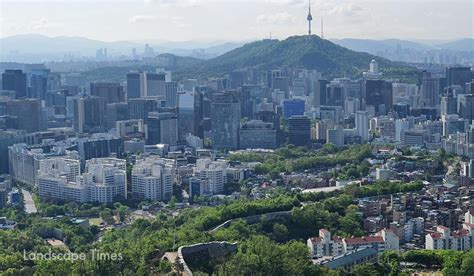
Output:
211,92,241,150
288,115,311,147
440,93,457,116
356,111,370,142
326,125,344,147
239,120,278,149
165,81,178,107
282,99,305,118
420,77,440,107
29,69,50,100
446,67,471,89
146,72,166,98
230,70,245,89
128,98,157,120
273,77,290,98
364,80,393,115
127,72,142,99
77,134,124,161
326,82,344,106
467,81,474,95
73,96,105,134
178,91,203,139
2,99,43,133
313,79,328,107
146,112,178,146
2,69,27,98
0,130,25,174
459,95,474,121
239,85,257,119
106,103,130,130
90,82,125,105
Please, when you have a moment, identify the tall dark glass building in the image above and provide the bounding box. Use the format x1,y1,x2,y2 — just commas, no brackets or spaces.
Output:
178,91,203,140
364,80,393,115
210,92,241,150
2,69,27,99
446,67,471,89
127,72,141,99
90,82,125,104
288,115,311,147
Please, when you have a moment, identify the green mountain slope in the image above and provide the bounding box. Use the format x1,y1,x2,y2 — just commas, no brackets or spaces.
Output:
178,35,410,78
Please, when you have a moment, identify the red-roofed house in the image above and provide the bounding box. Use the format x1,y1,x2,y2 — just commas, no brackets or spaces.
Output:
343,236,386,253
426,210,474,250
308,228,398,258
307,229,344,257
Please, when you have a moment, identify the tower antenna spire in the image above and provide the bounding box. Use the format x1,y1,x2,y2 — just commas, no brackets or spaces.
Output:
307,0,312,36
321,16,324,39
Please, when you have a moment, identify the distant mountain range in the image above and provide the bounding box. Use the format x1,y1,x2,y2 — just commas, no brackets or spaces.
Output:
331,38,473,54
330,38,473,65
1,34,471,65
0,34,244,61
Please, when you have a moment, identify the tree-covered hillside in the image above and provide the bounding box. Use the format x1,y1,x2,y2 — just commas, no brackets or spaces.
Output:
177,35,411,78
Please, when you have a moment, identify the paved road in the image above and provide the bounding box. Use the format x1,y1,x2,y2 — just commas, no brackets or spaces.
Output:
22,189,38,214
302,186,344,193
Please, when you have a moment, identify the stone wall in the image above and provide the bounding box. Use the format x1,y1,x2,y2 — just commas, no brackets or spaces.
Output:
177,241,238,276
209,210,292,232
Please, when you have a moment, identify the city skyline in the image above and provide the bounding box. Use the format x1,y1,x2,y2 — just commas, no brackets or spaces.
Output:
1,0,473,42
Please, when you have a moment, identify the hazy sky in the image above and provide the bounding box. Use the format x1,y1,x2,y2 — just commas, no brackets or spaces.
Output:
1,0,473,42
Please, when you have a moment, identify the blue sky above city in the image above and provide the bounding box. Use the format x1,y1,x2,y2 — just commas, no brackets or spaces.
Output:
0,0,472,42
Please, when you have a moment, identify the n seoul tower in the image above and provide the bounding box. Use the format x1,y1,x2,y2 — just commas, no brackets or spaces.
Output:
307,0,313,36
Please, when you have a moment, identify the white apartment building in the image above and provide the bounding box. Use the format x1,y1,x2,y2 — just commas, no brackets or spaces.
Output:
37,158,87,202
425,210,474,251
37,157,127,203
308,228,399,258
132,156,175,201
194,159,227,194
82,158,127,203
